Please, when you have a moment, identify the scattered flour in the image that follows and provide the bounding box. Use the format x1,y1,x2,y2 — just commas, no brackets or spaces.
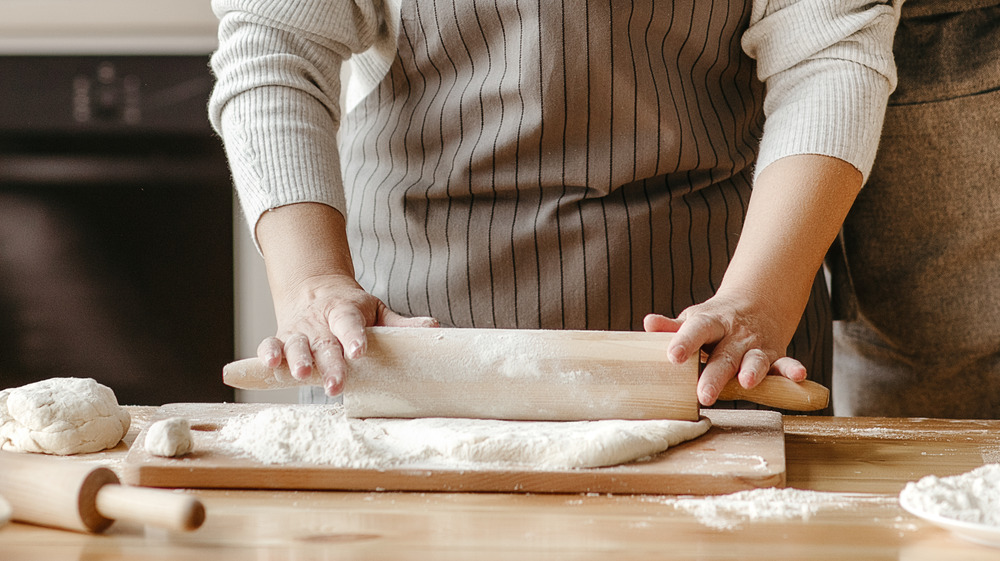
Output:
900,464,1000,526
981,447,1000,464
650,488,877,530
219,404,710,470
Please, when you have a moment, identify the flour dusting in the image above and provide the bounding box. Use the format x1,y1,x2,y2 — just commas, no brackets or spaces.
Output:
900,464,1000,526
219,404,710,470
649,488,879,530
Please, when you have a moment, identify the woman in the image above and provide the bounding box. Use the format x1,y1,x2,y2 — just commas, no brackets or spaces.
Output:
209,0,898,407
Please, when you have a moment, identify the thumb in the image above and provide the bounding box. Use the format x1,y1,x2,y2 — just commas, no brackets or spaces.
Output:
643,313,683,333
380,308,440,329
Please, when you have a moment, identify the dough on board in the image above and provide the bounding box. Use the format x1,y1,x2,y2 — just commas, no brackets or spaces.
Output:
0,377,130,455
221,405,712,470
145,417,194,458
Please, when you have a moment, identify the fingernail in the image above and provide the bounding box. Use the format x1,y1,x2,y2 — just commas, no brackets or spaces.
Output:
738,370,753,387
347,340,363,359
262,356,277,369
699,382,717,402
669,346,686,363
325,377,341,396
293,361,312,380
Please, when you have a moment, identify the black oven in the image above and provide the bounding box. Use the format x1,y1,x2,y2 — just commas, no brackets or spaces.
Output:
0,55,234,405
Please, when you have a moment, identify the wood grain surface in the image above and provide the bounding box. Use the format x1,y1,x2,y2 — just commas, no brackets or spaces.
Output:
225,327,703,421
121,403,785,494
5,409,1000,560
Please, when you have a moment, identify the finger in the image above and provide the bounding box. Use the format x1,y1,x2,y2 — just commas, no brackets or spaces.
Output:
382,309,440,329
667,313,726,364
737,348,771,389
697,349,741,406
257,337,284,368
770,356,808,382
327,304,369,360
312,336,347,396
283,334,314,380
642,313,683,333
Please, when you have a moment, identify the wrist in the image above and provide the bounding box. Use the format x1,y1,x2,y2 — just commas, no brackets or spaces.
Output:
257,202,358,296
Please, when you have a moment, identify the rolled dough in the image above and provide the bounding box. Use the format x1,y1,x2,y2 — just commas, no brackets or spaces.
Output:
0,377,130,455
145,417,194,458
221,405,711,470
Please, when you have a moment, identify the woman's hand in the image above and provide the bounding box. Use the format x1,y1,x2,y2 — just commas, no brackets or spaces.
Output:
645,154,863,406
255,203,437,396
259,272,437,396
644,302,806,407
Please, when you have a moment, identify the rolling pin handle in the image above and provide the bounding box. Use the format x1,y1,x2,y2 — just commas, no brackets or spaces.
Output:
95,485,206,532
717,376,830,411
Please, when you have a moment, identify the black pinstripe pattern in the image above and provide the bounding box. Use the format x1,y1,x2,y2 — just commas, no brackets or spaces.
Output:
339,0,831,382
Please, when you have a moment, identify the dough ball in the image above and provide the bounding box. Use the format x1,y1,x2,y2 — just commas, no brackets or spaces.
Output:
0,377,130,455
145,417,194,458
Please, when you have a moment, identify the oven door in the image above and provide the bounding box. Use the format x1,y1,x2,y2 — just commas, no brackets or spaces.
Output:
0,55,234,405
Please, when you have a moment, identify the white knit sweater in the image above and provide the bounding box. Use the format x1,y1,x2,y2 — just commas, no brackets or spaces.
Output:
209,0,900,238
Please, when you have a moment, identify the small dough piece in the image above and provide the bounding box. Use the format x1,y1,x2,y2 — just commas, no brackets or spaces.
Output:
145,417,194,458
0,378,130,455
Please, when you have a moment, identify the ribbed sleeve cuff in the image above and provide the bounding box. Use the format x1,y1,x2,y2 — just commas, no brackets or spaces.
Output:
743,0,899,185
754,59,892,183
218,86,348,244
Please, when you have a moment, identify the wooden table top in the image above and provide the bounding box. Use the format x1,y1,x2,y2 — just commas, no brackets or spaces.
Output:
2,407,999,560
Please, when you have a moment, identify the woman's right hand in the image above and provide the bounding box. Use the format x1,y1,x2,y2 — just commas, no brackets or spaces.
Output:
254,203,437,396
258,272,437,396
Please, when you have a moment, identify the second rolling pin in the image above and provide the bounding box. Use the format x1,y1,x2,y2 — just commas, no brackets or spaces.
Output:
0,451,205,533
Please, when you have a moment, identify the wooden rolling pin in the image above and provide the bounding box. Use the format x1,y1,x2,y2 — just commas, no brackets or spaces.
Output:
224,327,829,421
0,451,205,533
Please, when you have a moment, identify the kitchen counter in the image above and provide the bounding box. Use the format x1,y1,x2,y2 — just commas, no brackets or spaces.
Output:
2,408,999,560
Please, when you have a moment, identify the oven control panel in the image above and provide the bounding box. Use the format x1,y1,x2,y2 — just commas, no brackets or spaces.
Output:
73,60,142,125
0,56,215,134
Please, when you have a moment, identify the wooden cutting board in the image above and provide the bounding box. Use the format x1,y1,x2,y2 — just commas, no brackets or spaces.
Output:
122,403,785,495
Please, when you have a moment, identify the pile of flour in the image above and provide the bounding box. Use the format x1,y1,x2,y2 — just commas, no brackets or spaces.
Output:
900,464,1000,526
649,488,881,530
219,404,710,470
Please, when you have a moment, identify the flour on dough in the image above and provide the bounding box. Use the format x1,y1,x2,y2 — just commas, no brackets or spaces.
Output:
145,417,194,458
0,377,130,455
221,405,711,470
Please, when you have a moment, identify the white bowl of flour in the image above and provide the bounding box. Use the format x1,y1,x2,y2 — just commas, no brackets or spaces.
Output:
899,464,1000,548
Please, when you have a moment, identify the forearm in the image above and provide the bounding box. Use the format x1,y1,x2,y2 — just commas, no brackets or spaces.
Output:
652,153,862,404
719,154,861,338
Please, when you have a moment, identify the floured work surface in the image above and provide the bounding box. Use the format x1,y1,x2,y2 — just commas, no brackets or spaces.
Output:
122,403,785,495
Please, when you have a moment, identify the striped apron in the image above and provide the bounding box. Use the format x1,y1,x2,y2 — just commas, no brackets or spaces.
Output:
318,0,832,404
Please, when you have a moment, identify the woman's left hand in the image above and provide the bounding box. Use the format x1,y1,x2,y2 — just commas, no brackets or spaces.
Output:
644,297,807,406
